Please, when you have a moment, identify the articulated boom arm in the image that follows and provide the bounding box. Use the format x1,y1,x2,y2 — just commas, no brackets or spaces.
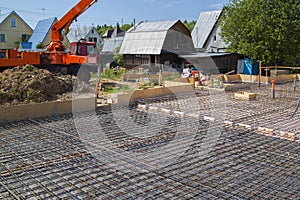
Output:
47,0,98,51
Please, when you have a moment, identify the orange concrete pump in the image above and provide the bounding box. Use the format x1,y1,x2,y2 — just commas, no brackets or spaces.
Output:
0,0,100,81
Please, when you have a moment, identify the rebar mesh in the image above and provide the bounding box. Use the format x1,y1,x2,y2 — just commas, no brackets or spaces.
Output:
0,82,299,199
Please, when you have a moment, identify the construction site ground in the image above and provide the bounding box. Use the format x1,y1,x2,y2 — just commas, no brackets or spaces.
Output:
1,82,300,199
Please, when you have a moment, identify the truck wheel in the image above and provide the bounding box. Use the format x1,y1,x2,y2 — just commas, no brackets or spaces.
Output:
77,67,90,82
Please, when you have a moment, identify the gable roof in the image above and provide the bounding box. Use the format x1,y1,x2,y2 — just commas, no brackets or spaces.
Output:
28,17,57,50
111,24,125,38
119,20,180,55
67,26,100,42
0,12,11,24
191,10,222,49
0,11,32,30
131,20,178,32
102,29,114,38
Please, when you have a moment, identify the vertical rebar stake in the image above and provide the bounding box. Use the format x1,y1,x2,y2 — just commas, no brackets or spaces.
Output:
272,80,275,99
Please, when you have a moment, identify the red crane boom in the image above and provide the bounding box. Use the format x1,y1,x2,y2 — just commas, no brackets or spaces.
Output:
48,0,98,51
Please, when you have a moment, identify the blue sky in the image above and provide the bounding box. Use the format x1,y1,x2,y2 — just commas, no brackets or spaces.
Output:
0,0,229,28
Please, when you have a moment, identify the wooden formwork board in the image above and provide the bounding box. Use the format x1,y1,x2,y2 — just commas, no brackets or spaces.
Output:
224,74,300,83
0,97,95,122
234,91,256,100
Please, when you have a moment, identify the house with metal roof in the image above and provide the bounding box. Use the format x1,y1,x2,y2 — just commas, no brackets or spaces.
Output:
101,24,125,54
102,29,114,40
0,11,32,49
101,36,124,68
119,20,195,69
102,23,125,41
28,17,69,50
102,36,123,54
180,52,242,74
191,10,227,53
67,26,103,49
181,10,241,74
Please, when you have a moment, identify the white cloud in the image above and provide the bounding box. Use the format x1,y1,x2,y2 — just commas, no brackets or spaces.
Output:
209,3,224,10
143,0,156,3
163,0,179,8
164,4,172,8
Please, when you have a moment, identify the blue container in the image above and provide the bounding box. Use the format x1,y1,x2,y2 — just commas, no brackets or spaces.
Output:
243,58,258,75
21,42,32,49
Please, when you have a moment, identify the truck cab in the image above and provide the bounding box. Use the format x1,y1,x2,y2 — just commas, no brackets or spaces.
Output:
70,40,98,56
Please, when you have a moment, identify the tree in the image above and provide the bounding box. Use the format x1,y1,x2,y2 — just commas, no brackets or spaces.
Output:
183,20,196,33
36,42,43,49
96,24,114,36
121,23,132,32
113,46,123,67
96,23,133,36
220,0,300,66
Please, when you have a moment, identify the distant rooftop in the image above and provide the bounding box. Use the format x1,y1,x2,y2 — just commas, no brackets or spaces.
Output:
129,20,178,33
28,17,57,50
191,10,223,49
0,12,11,24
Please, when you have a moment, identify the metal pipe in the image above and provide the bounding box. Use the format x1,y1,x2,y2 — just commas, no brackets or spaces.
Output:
291,98,300,118
271,80,275,99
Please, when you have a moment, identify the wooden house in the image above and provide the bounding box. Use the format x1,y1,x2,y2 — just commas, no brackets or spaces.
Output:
191,10,227,53
67,26,103,50
119,20,195,69
0,11,32,49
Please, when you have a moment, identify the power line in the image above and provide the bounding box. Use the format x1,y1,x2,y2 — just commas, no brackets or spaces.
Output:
0,6,45,16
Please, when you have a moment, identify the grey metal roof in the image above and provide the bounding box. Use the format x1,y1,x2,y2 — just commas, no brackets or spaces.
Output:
119,31,168,54
102,37,123,53
111,24,125,37
28,17,56,50
102,29,113,38
119,20,179,55
191,10,222,49
0,12,11,24
180,52,231,58
130,20,178,32
67,26,92,42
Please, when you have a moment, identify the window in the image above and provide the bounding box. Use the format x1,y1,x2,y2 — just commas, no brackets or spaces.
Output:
0,34,5,42
21,34,28,42
10,18,16,27
88,37,97,44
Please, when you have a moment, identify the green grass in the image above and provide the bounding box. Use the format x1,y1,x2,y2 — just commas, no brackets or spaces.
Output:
101,69,123,80
106,85,134,94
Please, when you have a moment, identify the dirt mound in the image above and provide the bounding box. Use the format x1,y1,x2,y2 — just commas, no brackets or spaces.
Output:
0,65,93,106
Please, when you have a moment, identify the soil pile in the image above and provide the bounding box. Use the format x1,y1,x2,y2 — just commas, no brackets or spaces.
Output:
0,65,93,106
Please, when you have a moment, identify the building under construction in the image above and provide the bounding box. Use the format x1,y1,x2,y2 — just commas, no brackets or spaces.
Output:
0,81,299,199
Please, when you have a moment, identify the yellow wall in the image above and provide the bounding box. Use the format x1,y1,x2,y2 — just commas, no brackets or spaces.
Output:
0,12,33,49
